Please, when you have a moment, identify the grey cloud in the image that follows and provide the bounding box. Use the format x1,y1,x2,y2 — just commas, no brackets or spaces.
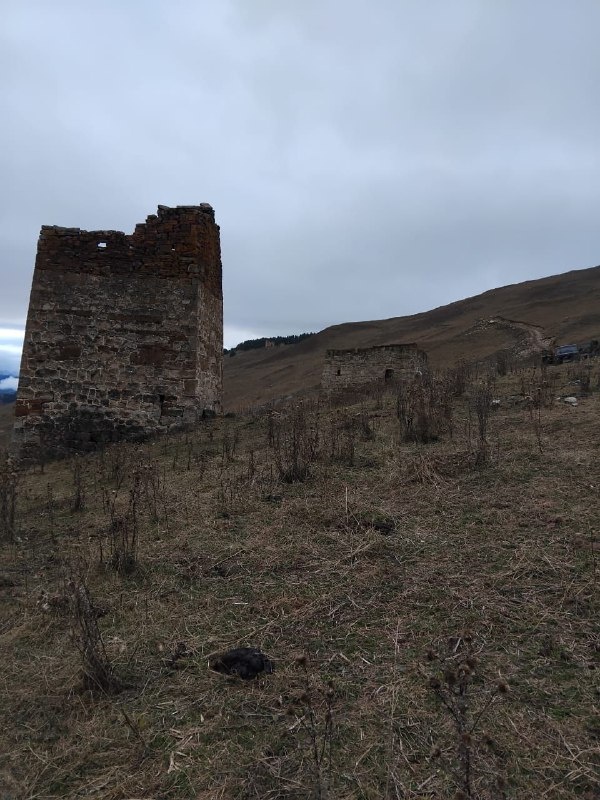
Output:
3,0,600,347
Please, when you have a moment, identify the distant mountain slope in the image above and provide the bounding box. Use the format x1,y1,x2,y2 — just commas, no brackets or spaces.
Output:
224,264,600,410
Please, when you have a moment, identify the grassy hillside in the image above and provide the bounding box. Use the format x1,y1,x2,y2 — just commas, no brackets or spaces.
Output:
224,264,600,410
1,360,598,799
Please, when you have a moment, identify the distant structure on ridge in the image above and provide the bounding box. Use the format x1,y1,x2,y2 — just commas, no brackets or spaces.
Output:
322,343,427,392
14,204,223,460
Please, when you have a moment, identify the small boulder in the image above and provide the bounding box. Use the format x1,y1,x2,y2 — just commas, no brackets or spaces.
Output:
563,396,578,406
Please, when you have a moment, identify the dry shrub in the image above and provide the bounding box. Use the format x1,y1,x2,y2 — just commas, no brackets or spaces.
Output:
447,360,471,397
136,458,164,522
101,442,132,491
272,402,320,482
322,381,383,411
426,636,509,799
326,410,359,466
70,456,86,512
399,451,449,486
68,574,120,693
397,447,474,485
216,462,249,516
568,363,593,393
108,513,138,574
516,364,555,414
534,363,554,408
396,371,453,444
287,655,336,800
496,350,510,377
104,477,140,574
0,456,18,542
220,426,238,463
472,382,493,465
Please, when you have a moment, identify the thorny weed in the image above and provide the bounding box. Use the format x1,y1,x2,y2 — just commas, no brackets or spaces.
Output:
220,426,239,463
136,459,165,524
0,456,18,542
426,635,509,800
326,410,359,467
70,456,86,512
447,360,471,397
67,568,120,693
472,382,493,465
103,473,142,574
396,372,453,444
287,655,336,800
567,362,593,393
45,481,56,545
271,402,320,482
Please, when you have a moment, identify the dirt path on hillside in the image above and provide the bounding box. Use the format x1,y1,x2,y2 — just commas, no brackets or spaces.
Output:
469,316,554,357
494,317,554,355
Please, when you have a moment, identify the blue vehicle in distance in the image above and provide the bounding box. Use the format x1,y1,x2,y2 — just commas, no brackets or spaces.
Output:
553,344,580,363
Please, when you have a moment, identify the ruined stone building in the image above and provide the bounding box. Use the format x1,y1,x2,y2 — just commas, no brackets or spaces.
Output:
321,343,427,392
14,204,223,460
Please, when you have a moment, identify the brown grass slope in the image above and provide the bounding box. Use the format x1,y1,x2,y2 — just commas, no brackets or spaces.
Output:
1,364,598,799
224,264,600,410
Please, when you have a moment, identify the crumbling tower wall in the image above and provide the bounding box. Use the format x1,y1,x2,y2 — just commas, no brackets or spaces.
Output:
321,343,427,392
14,204,223,460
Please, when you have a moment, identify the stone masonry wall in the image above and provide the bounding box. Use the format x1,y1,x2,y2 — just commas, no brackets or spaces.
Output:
14,204,223,460
322,344,427,392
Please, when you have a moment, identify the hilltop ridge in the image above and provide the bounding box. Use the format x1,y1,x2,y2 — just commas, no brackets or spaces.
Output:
224,263,600,409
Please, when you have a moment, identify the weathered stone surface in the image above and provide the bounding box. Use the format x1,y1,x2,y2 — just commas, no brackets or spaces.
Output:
13,205,223,460
321,344,427,392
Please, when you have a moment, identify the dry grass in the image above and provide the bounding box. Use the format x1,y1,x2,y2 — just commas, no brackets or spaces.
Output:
0,364,598,799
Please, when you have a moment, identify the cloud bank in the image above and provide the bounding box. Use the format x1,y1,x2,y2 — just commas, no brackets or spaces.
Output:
2,1,599,354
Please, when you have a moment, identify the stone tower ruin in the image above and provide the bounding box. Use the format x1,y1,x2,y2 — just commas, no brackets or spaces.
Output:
14,204,223,460
321,343,427,392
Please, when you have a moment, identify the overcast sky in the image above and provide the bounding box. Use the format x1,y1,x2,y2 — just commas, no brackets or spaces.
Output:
2,0,600,372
